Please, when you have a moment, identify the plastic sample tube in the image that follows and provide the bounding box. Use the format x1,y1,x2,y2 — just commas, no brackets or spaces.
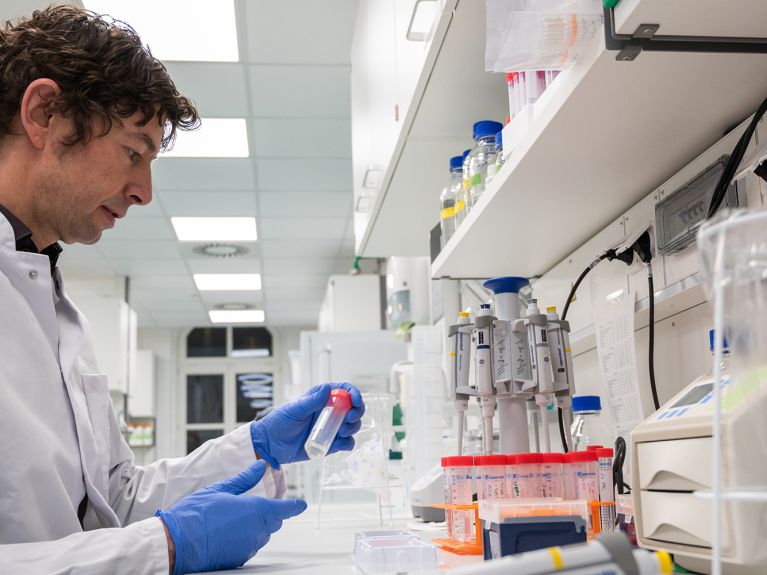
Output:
474,455,507,501
539,453,565,499
597,447,616,533
506,72,516,119
505,455,519,498
304,389,352,459
514,453,542,498
441,456,475,542
568,451,599,501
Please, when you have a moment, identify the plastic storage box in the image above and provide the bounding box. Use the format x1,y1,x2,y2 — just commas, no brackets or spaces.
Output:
353,530,438,574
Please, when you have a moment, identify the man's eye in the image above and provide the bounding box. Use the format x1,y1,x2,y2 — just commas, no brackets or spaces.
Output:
127,148,141,162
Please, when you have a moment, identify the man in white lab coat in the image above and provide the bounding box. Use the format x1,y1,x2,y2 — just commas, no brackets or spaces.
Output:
0,6,365,575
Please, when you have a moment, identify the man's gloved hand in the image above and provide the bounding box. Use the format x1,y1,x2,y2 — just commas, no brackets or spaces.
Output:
156,460,306,575
250,382,365,468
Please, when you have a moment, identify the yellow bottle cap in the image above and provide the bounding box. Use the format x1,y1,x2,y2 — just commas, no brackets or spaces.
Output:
547,306,557,313
656,550,673,575
459,311,470,317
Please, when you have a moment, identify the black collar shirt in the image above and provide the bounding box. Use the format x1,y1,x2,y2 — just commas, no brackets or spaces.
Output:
0,202,62,274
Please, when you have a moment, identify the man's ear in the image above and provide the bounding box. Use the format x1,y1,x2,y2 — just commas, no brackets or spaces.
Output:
19,78,61,150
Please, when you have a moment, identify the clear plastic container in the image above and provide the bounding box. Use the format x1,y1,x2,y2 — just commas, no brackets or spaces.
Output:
505,454,518,498
353,534,437,574
466,120,503,208
441,455,475,542
506,72,517,119
474,455,507,501
485,130,504,185
514,453,542,498
523,70,547,106
460,148,472,213
304,389,352,459
478,498,589,527
596,447,616,533
440,155,464,245
570,395,613,451
539,453,565,498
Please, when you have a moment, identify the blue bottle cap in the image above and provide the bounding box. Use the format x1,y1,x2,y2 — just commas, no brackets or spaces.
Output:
483,276,529,295
473,120,503,141
479,303,491,309
449,156,463,171
572,395,601,412
495,130,503,151
709,329,729,353
462,149,471,161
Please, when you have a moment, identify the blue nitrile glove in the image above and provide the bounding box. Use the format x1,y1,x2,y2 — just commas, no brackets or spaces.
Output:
156,460,307,575
250,382,365,468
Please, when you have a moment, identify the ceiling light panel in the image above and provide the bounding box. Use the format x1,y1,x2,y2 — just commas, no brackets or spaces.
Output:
172,217,257,242
162,118,249,158
194,274,262,291
209,310,265,324
83,1,239,62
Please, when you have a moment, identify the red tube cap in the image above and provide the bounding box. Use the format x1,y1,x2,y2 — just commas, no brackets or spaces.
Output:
329,389,352,410
516,453,543,464
441,456,474,467
567,451,598,463
506,454,517,465
585,445,604,452
541,453,564,463
474,455,507,466
596,448,614,458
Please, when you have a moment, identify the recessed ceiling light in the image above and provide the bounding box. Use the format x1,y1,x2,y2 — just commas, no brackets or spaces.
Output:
172,217,257,242
209,310,265,324
194,274,262,291
162,118,249,158
82,0,239,62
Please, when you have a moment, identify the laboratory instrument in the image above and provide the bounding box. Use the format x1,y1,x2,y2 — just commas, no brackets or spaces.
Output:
570,395,612,451
466,120,503,207
546,306,576,452
473,303,498,454
409,463,445,522
353,529,437,574
447,311,473,454
304,389,352,459
479,499,588,560
631,325,767,574
457,532,672,575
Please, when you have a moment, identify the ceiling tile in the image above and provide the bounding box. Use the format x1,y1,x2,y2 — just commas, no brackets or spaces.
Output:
262,284,326,301
198,291,264,306
185,258,263,274
159,190,256,216
59,259,112,277
137,299,206,313
259,191,351,218
262,258,336,276
59,243,104,260
130,275,196,291
265,300,321,314
260,239,341,259
251,118,351,158
110,258,189,276
132,198,165,217
164,62,249,116
244,0,356,65
153,159,256,190
248,65,350,118
149,311,210,327
101,217,174,241
263,274,328,290
256,158,352,191
98,240,182,259
260,218,347,240
264,311,318,326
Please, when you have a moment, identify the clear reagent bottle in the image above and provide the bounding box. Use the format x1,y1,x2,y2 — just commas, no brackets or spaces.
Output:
570,395,613,452
305,389,352,459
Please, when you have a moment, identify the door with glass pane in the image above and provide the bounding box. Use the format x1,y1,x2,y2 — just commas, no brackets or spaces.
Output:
182,364,275,455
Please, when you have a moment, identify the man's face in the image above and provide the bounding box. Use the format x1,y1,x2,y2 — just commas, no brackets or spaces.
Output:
30,111,163,246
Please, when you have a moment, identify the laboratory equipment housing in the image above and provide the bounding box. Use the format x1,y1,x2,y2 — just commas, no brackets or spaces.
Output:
349,1,767,574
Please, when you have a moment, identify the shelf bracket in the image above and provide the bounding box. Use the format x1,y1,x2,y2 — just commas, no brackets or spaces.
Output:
603,6,767,62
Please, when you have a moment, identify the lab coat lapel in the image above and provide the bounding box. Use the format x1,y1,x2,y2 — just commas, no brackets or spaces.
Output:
56,271,120,527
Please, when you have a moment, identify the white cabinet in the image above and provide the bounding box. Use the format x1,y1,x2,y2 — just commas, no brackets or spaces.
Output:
129,349,156,417
74,296,136,394
318,274,382,332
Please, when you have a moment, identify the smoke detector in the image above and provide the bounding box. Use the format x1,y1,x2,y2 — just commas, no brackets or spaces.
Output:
193,243,249,258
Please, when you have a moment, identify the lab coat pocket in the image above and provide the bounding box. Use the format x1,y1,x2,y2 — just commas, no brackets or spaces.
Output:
81,373,111,495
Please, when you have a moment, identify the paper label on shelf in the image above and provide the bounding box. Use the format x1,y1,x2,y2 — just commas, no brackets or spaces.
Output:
593,287,645,439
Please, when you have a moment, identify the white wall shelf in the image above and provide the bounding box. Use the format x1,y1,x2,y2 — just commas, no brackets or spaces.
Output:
425,0,767,278
354,0,507,258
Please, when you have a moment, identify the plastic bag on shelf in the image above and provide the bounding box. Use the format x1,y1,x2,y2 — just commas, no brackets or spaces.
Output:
485,0,603,72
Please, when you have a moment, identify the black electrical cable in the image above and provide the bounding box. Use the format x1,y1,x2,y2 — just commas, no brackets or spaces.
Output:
613,436,631,494
708,94,767,218
647,263,660,411
557,407,569,453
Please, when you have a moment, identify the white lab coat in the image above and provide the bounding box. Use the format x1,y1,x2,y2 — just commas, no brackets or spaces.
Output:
0,214,284,574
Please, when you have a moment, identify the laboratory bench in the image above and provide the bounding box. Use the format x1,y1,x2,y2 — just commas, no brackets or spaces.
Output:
210,502,481,574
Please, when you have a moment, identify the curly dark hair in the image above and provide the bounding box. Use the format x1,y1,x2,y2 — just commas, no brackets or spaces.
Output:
0,5,199,150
